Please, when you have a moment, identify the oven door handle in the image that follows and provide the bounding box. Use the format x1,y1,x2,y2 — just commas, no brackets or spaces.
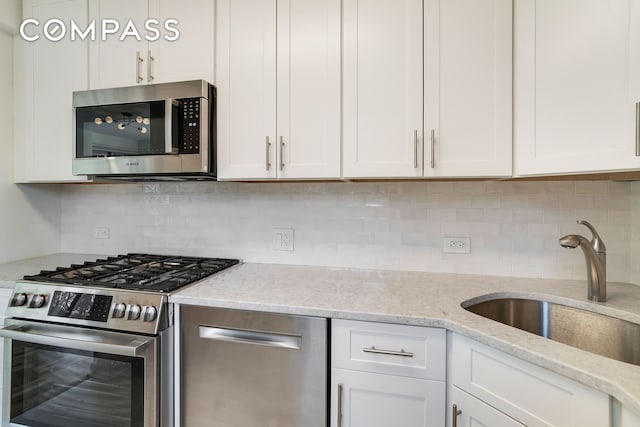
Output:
0,322,154,358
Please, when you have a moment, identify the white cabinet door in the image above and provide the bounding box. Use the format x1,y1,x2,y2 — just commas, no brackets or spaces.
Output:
451,334,611,427
217,0,340,180
15,0,89,183
424,0,512,178
216,0,277,179
451,387,524,427
331,368,445,427
147,0,214,85
88,0,148,89
276,0,341,179
89,0,214,89
514,0,640,175
342,0,424,178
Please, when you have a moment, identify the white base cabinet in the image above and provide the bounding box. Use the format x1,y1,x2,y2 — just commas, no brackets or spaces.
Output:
332,369,445,427
613,401,640,427
450,333,611,427
451,386,524,427
331,320,446,427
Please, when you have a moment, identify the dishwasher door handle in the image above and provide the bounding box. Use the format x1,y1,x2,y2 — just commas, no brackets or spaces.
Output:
199,325,301,350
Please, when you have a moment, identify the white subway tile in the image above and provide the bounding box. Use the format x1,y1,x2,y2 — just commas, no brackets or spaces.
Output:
59,180,634,283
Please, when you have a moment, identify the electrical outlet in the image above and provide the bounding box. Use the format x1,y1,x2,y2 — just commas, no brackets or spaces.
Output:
94,227,110,239
443,236,470,254
272,228,294,251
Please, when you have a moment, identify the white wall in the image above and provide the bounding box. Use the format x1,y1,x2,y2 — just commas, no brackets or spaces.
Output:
0,30,61,263
60,180,633,282
631,182,640,284
0,0,21,34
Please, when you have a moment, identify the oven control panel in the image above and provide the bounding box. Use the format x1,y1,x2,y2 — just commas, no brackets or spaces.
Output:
7,282,168,334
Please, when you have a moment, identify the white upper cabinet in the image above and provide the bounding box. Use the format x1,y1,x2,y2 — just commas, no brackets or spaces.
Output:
15,0,90,183
216,0,276,180
88,0,214,89
216,0,341,180
343,0,512,179
342,0,424,178
514,0,640,176
424,0,513,178
275,0,341,179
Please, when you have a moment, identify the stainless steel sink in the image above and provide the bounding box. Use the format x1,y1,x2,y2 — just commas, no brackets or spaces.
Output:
462,297,640,366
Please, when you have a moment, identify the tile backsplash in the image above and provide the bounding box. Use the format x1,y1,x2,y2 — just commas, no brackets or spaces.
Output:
61,180,634,282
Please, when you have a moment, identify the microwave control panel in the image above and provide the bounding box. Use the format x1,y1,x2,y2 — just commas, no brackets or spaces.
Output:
180,98,201,154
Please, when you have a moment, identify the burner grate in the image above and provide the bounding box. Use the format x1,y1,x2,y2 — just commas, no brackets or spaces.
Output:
23,254,240,293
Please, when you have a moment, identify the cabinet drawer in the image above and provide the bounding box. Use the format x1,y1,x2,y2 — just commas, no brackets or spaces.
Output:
451,334,610,427
332,319,446,380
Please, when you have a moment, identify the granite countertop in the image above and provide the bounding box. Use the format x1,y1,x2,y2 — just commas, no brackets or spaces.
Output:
170,262,640,415
2,254,640,414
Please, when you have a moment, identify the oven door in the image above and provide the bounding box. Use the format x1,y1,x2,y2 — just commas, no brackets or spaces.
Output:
0,319,159,427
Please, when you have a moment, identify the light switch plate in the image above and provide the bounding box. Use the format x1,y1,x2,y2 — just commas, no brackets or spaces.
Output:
272,228,294,251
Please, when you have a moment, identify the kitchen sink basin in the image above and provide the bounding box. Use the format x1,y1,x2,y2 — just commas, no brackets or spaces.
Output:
462,297,640,366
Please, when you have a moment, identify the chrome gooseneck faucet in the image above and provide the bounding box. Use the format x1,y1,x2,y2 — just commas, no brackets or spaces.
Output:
559,220,606,302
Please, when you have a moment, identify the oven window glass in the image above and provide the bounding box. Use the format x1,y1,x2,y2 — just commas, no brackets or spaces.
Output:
10,342,144,427
75,101,171,157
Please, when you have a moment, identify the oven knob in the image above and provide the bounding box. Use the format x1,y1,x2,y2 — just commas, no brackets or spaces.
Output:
28,294,46,308
141,306,157,322
10,293,28,307
112,303,127,319
127,304,142,320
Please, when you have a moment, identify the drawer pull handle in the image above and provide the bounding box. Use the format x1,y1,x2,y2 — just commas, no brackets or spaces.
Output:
337,383,344,427
414,129,419,168
452,404,462,427
362,346,414,358
430,128,435,169
636,102,640,157
266,136,272,171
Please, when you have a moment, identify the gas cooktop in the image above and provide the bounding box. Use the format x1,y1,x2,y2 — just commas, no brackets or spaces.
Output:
22,253,240,293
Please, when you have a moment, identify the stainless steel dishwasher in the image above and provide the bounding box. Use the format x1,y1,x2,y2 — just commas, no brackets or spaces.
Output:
180,306,328,426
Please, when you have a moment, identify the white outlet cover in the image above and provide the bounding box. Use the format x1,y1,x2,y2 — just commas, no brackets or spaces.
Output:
443,236,470,254
94,227,110,239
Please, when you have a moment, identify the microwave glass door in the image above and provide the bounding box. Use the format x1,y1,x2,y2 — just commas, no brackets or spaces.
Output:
76,101,178,158
9,341,145,427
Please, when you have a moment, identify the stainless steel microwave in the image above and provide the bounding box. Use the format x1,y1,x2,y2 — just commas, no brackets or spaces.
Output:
72,80,216,180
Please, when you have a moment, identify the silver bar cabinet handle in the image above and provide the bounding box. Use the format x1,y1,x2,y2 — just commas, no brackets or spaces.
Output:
266,136,272,171
452,404,462,427
414,129,419,168
636,102,640,156
280,136,285,171
147,50,154,83
136,51,144,83
362,345,414,358
337,383,344,427
430,129,435,169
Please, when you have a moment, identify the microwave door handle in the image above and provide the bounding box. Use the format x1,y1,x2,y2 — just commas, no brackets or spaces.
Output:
165,99,179,154
0,324,154,357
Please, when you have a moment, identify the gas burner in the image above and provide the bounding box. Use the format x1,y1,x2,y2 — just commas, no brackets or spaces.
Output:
23,254,240,293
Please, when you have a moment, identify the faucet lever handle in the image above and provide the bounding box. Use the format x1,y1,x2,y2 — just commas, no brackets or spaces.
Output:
577,220,606,253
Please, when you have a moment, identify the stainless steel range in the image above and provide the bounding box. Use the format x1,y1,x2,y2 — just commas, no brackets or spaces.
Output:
0,254,239,427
